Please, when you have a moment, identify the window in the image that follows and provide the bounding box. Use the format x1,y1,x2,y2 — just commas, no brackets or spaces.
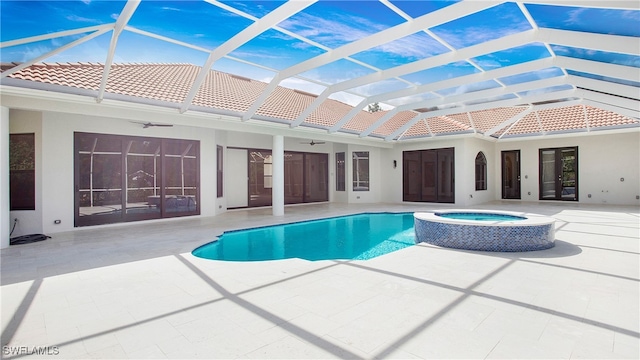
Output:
217,146,223,198
336,152,345,191
352,151,369,191
10,133,35,210
74,132,200,227
475,151,487,191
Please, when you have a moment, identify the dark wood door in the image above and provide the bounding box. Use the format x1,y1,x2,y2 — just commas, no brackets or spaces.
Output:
501,150,521,199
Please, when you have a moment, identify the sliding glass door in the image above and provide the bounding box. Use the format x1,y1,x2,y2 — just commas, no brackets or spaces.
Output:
539,147,578,201
75,132,200,227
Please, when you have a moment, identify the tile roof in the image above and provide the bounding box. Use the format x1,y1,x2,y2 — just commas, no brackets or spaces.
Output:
2,62,637,140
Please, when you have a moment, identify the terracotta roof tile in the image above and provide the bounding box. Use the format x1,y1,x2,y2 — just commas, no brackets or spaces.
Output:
307,99,354,128
372,111,418,136
256,87,313,121
403,119,431,138
585,105,637,128
193,72,267,112
468,107,528,133
3,62,637,139
537,105,586,132
427,115,471,134
342,110,386,132
495,111,542,136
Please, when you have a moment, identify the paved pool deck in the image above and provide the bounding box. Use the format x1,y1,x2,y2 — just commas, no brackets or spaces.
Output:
1,201,638,359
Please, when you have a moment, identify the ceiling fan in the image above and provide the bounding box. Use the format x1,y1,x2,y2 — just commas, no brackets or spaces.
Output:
131,121,174,129
301,140,326,146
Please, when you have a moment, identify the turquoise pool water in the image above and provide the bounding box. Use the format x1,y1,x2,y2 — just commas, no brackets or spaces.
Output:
436,212,526,221
192,212,415,261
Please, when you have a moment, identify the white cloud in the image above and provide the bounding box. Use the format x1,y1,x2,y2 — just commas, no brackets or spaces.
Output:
279,12,386,47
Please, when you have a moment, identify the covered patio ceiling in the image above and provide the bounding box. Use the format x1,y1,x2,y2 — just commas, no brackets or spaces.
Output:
1,0,638,142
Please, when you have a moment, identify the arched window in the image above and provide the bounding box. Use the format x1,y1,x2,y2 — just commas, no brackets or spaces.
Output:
475,152,487,191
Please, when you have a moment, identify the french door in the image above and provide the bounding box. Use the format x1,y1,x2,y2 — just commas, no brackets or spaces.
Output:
403,148,454,203
539,147,578,201
501,150,521,199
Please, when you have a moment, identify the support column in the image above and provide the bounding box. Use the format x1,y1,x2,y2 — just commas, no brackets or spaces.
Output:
1,107,10,249
272,135,284,216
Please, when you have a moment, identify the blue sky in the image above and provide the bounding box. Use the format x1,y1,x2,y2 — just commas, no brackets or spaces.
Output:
1,0,638,108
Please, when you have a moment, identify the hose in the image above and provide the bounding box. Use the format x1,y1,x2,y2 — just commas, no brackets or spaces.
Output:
10,218,17,236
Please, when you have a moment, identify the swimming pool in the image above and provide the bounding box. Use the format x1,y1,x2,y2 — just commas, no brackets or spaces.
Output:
192,212,415,261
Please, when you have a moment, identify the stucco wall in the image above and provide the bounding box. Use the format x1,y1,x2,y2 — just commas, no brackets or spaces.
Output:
378,131,640,207
11,111,218,235
8,106,639,237
495,131,640,205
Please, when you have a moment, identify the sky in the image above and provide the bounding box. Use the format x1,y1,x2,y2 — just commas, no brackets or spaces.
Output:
1,0,638,109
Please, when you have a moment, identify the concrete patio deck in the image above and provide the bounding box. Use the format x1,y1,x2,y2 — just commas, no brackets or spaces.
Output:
1,202,639,359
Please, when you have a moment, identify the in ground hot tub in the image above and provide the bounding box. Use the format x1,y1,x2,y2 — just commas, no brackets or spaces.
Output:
414,210,555,252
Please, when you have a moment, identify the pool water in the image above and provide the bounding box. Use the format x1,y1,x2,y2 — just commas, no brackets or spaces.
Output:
436,212,526,221
192,213,415,261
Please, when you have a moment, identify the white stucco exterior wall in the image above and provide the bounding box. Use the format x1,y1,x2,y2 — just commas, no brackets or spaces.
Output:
496,131,640,205
14,111,219,235
5,104,638,237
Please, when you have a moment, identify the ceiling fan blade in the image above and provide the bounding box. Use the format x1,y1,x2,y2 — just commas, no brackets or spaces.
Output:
130,121,173,128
